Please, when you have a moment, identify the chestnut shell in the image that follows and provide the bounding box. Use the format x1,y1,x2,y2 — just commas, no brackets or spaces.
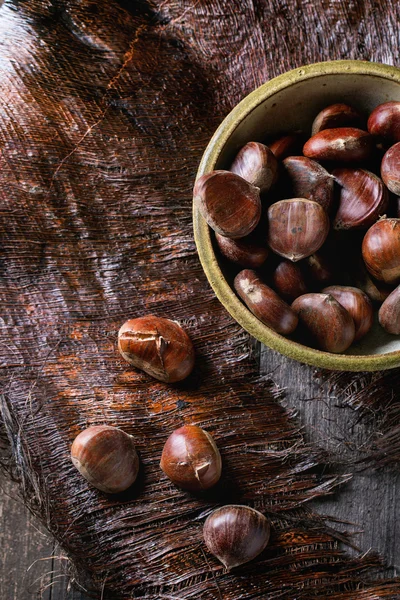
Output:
303,127,373,163
362,218,400,285
160,425,222,491
118,316,195,382
292,293,355,353
71,425,139,494
193,170,261,239
267,198,330,262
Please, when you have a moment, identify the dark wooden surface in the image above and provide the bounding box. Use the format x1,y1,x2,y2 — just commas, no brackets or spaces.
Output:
1,346,399,598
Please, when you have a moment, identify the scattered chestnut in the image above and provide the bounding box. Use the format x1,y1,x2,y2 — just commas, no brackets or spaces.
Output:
292,293,355,352
118,316,195,383
379,284,400,334
160,425,221,492
271,259,308,302
193,170,261,238
381,141,400,195
234,269,298,334
71,425,139,494
322,285,373,340
230,142,278,193
311,103,363,136
268,133,303,160
367,101,400,144
362,218,400,284
282,156,334,212
203,505,270,570
215,232,268,269
333,168,388,230
303,128,373,163
267,198,330,262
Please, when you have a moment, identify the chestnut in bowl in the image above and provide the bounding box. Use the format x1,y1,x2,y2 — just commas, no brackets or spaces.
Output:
193,60,400,371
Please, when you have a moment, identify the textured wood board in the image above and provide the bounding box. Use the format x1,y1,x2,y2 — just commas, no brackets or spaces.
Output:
1,0,400,598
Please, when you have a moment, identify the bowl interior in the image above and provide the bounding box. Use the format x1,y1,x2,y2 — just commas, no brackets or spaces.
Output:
194,63,400,370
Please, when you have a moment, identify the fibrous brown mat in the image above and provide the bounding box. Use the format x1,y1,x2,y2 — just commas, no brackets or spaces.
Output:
1,0,400,598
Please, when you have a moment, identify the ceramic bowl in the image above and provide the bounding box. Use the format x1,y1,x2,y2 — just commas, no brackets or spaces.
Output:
193,60,400,371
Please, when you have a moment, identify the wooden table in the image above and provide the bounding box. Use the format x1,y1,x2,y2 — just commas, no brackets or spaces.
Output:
1,347,399,598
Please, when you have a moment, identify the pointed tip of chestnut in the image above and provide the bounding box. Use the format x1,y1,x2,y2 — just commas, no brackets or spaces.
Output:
160,425,222,491
71,425,139,494
118,316,195,383
193,170,261,239
203,505,270,570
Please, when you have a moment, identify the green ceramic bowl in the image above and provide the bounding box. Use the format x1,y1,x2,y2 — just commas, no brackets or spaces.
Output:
193,60,400,371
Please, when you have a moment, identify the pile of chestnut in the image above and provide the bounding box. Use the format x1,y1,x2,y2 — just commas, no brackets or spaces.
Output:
194,101,400,353
70,316,269,570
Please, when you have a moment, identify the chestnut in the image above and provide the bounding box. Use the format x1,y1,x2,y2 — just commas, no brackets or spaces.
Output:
203,505,270,570
160,425,221,491
362,218,400,284
118,316,195,383
193,170,261,238
367,101,400,144
379,284,400,334
333,168,388,230
230,142,278,193
304,252,335,287
381,141,400,196
291,293,355,352
311,103,363,136
271,259,308,302
215,232,268,269
282,156,334,212
303,127,373,163
71,425,139,494
322,285,373,341
267,198,330,262
268,133,303,160
234,270,298,334
354,260,394,304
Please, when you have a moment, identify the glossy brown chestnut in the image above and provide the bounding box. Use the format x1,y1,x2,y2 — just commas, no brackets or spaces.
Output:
355,261,394,304
234,269,298,334
71,425,139,494
267,198,330,262
230,142,278,193
304,252,335,287
311,103,363,136
282,156,334,212
203,505,270,570
322,285,373,341
303,128,373,163
193,170,261,238
381,142,400,196
291,293,355,352
362,218,400,284
268,133,302,160
379,284,400,334
118,316,195,383
333,168,389,230
367,101,400,144
215,233,269,269
271,259,308,302
160,425,221,491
